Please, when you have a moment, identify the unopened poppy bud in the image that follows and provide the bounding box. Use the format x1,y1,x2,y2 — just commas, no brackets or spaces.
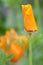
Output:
22,4,37,32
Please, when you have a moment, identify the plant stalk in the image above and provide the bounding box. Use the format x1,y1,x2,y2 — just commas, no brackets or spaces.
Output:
27,33,32,65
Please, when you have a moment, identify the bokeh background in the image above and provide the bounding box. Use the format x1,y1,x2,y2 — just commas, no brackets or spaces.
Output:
0,0,43,65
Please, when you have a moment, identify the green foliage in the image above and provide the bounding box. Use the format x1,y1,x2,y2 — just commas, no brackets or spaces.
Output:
0,49,13,65
30,29,43,65
2,0,23,8
0,0,43,65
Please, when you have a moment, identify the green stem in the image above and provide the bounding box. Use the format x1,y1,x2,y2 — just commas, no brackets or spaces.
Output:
27,33,32,65
29,38,32,65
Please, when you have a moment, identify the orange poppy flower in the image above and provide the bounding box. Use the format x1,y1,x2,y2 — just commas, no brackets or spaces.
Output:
22,4,37,32
0,29,28,62
3,35,28,62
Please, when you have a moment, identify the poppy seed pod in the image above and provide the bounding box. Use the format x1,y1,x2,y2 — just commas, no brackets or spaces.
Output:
22,4,37,32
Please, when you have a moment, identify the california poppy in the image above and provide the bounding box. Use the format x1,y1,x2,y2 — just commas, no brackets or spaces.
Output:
22,4,37,32
0,29,28,62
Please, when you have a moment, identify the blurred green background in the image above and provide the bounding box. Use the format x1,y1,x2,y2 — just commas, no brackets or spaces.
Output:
0,0,43,65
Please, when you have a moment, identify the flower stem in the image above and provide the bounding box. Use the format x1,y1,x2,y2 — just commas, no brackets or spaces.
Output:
29,34,32,65
27,33,32,65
